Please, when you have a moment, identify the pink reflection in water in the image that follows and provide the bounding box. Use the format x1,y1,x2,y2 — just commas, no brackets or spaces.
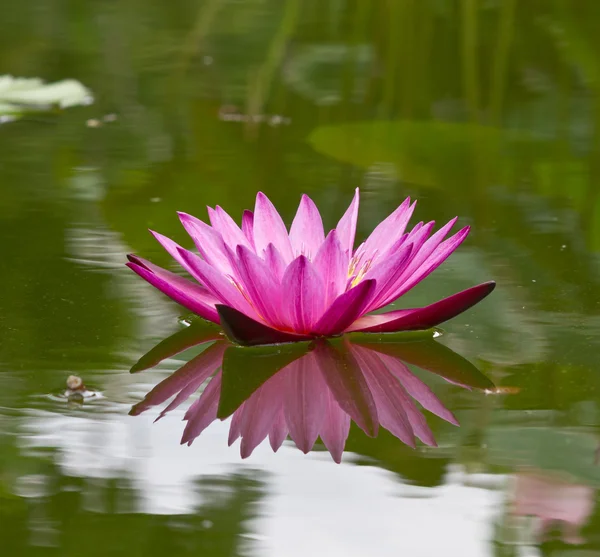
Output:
512,472,595,544
131,336,485,463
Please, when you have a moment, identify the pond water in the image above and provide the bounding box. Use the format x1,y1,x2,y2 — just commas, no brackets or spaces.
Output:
2,1,600,555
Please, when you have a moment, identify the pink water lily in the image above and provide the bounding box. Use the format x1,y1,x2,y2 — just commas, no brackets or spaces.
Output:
127,189,495,345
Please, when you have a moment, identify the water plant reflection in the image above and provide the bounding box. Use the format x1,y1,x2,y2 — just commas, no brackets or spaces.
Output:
130,324,493,462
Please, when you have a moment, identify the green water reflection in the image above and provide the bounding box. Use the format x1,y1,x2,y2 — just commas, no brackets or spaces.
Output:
2,0,600,554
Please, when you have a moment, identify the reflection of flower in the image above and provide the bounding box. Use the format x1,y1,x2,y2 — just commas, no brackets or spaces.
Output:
512,472,595,544
127,190,495,345
131,332,492,463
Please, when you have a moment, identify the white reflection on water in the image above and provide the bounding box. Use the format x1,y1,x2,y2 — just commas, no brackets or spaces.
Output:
19,401,504,557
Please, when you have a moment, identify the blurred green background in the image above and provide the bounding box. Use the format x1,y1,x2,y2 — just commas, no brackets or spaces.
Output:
2,0,600,554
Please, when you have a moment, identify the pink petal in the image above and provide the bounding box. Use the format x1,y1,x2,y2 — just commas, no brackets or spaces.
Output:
242,210,255,249
359,197,415,261
239,372,285,458
380,220,435,275
336,188,359,255
313,230,348,307
253,192,294,262
313,279,376,336
400,218,458,280
156,343,227,420
150,230,211,282
347,281,496,333
177,211,235,275
228,404,245,446
126,257,219,323
351,346,435,445
130,342,225,416
378,221,467,307
289,194,325,258
235,244,286,328
281,255,326,333
263,243,287,282
352,345,416,447
176,247,260,319
406,220,435,247
377,353,458,426
390,225,470,302
314,341,379,437
363,242,414,312
319,390,350,463
269,409,288,452
208,205,251,250
216,305,314,346
181,371,222,445
283,352,326,453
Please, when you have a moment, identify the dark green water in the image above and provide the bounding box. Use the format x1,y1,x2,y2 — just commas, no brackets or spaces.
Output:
2,1,600,554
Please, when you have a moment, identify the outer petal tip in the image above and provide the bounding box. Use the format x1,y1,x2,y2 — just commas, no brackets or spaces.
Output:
126,254,146,268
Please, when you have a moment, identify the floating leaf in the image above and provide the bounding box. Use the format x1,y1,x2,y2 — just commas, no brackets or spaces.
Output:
0,75,93,121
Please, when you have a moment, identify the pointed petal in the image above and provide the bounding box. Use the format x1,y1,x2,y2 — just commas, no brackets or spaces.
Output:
389,225,470,303
269,409,288,452
352,346,416,447
314,340,379,437
289,194,325,257
378,220,434,275
177,211,235,275
176,247,260,319
313,230,348,306
239,373,285,458
378,220,466,307
363,242,413,312
126,257,219,323
319,390,350,463
378,353,458,426
209,205,251,249
181,372,222,445
263,243,287,282
400,218,458,279
313,279,376,336
354,347,435,445
150,230,213,282
347,281,495,333
129,342,224,416
406,220,435,248
281,255,326,333
336,188,359,254
360,197,415,261
157,344,227,420
216,305,313,346
253,192,293,262
283,352,326,453
228,404,245,446
242,210,255,249
235,244,285,327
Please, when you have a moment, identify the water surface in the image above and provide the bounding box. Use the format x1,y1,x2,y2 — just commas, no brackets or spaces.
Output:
2,1,600,555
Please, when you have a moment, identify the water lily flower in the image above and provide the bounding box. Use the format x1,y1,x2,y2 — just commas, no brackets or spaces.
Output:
127,190,495,345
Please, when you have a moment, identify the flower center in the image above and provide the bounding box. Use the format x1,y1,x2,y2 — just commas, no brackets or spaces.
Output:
347,250,377,288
